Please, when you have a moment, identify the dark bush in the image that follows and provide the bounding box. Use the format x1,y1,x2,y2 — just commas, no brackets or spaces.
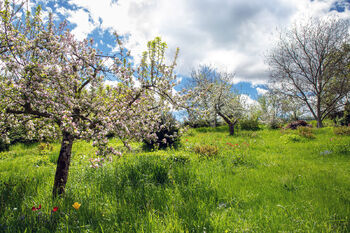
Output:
0,139,9,152
143,113,181,150
285,120,312,130
239,118,260,131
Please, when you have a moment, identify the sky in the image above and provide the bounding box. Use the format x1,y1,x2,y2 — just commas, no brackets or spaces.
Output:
29,0,350,103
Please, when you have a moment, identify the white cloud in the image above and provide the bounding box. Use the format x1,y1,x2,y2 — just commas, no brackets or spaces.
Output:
241,94,258,107
67,8,97,41
52,0,349,84
256,87,268,95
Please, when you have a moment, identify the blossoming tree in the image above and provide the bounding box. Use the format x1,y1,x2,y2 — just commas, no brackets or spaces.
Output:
186,65,243,135
0,2,181,196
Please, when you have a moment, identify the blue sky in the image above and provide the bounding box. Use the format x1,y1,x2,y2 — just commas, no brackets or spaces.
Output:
30,0,349,104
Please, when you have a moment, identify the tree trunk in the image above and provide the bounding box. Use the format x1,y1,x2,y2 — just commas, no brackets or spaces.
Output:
53,132,74,197
229,123,235,136
316,97,323,128
316,117,323,128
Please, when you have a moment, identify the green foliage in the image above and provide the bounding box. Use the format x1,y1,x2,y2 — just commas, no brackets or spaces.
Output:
333,126,350,136
193,144,218,157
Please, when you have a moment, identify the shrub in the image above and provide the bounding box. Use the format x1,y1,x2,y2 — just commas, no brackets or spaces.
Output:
143,113,181,150
285,120,312,130
194,144,218,157
333,126,350,136
239,118,260,131
297,126,315,139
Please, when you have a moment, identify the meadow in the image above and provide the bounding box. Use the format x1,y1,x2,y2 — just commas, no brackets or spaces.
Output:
0,125,350,232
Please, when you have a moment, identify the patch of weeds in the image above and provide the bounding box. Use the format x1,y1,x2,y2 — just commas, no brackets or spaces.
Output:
297,127,315,139
37,142,53,155
333,126,350,136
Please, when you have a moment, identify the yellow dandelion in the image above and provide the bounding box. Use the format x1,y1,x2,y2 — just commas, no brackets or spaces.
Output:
72,202,81,210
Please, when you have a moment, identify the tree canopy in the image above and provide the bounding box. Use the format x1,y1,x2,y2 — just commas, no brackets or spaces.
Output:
0,1,182,196
267,17,350,127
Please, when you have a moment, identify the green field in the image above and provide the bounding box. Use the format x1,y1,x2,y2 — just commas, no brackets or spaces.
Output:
1,126,350,232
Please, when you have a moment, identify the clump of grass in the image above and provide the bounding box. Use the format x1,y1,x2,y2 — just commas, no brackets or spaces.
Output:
280,134,303,143
333,126,350,136
194,144,218,157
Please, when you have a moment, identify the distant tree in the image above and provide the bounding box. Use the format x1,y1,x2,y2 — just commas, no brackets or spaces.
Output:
0,2,181,197
258,90,306,128
185,66,220,127
268,17,350,127
186,65,243,135
257,90,284,125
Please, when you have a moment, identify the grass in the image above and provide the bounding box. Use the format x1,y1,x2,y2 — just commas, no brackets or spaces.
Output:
0,126,350,232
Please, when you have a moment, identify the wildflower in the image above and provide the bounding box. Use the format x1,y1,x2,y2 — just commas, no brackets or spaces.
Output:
52,207,59,212
72,202,81,210
32,204,41,211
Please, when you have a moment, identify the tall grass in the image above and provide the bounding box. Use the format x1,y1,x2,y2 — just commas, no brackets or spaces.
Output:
0,126,350,232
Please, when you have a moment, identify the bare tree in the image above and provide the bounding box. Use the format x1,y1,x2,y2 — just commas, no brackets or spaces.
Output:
268,17,350,127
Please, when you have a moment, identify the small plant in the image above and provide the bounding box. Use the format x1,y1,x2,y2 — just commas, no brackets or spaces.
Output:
280,134,302,143
194,144,218,157
168,154,190,164
297,126,315,139
38,143,53,155
333,126,350,136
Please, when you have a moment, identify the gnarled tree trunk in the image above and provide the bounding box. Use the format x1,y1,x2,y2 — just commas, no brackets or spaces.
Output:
53,131,74,197
218,111,238,136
